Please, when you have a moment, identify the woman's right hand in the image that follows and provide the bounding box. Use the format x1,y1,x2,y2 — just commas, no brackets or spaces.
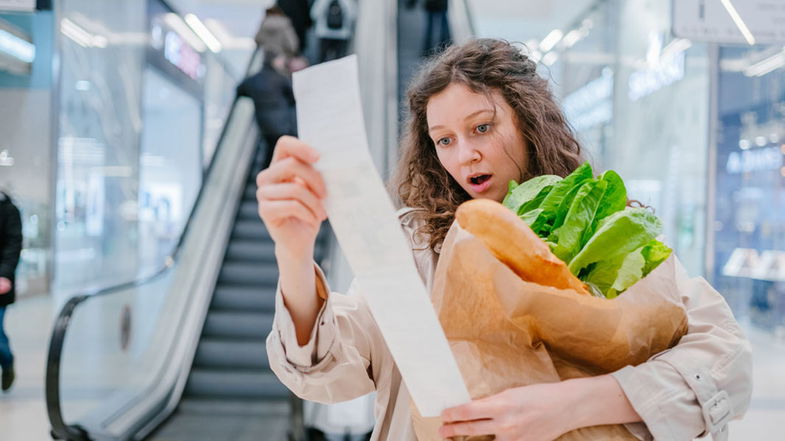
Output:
256,136,328,262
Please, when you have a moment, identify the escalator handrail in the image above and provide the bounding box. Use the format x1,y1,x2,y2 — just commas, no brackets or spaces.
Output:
46,46,264,441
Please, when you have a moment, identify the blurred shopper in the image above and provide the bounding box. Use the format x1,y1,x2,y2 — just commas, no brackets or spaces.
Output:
255,5,300,59
408,0,451,56
237,50,297,170
311,0,357,62
0,191,22,392
276,0,313,54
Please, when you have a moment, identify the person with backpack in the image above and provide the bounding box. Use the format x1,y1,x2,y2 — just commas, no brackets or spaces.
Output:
310,0,357,63
0,191,22,392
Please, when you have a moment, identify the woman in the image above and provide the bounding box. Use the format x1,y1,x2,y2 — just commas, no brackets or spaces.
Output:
256,39,752,441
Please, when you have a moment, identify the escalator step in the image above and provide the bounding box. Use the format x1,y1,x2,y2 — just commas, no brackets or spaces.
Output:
218,262,279,287
237,201,260,220
225,240,276,262
211,286,276,313
148,399,289,441
193,339,271,370
185,369,289,400
203,311,274,340
232,220,272,241
243,184,258,201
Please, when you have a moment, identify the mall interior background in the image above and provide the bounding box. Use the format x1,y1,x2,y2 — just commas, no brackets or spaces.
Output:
0,0,783,438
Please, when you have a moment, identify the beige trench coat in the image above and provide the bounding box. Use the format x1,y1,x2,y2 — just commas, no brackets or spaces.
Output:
266,209,753,441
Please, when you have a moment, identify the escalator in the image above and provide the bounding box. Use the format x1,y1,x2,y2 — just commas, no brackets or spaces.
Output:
45,45,324,441
147,149,331,441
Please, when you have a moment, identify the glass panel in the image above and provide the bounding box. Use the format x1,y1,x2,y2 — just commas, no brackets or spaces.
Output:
714,44,785,333
138,67,203,274
607,0,710,276
54,0,147,295
59,271,176,424
0,11,56,297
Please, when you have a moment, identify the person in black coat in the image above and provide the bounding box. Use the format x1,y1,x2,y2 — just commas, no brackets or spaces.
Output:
0,191,22,392
237,50,298,170
413,0,451,56
276,0,313,54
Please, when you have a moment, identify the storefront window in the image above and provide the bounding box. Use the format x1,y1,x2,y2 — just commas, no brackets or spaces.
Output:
137,67,202,274
0,11,55,298
714,44,785,333
54,0,147,296
556,0,711,277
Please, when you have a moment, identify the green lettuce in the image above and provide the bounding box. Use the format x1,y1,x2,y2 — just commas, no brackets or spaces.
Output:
529,162,593,235
502,175,561,214
502,162,672,298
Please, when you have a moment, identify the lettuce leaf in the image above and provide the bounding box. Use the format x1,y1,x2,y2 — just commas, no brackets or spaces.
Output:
567,207,663,276
502,175,561,214
549,179,608,263
529,162,594,235
583,239,672,298
582,170,627,243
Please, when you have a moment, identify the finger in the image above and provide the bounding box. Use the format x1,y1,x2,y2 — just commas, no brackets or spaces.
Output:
258,157,327,198
439,419,497,438
442,397,502,423
271,135,320,164
257,183,327,221
258,199,320,227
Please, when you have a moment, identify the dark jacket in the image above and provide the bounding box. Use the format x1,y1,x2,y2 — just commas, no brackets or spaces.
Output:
425,0,448,12
0,193,22,307
236,60,297,142
276,0,313,52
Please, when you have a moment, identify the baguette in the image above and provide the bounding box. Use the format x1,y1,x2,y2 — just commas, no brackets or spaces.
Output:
455,199,590,295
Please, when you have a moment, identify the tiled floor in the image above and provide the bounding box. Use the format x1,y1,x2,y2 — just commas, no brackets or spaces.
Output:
0,295,782,441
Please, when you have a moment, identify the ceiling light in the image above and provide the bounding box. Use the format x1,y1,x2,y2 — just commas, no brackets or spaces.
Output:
163,13,206,52
561,29,583,49
60,18,108,48
661,38,692,59
539,29,563,53
720,0,756,45
0,29,34,62
185,13,221,53
744,49,785,77
542,52,559,66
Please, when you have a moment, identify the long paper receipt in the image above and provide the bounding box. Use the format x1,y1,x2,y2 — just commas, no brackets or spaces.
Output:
293,55,471,417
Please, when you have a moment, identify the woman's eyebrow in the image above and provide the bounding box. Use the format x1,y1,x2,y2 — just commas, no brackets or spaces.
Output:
428,109,495,132
463,109,495,121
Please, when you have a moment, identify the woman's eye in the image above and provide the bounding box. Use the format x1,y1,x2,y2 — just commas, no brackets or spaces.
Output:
437,137,452,146
476,123,491,134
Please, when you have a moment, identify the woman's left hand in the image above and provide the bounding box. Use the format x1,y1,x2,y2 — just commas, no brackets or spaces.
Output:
439,382,572,441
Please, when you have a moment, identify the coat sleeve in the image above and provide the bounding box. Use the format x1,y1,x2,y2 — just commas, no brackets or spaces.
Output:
266,264,379,403
0,203,22,279
611,257,753,441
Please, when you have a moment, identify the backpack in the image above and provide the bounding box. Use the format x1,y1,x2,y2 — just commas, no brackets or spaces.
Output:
326,0,344,30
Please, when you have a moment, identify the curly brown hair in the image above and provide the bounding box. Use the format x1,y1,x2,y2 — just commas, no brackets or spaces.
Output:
392,39,585,252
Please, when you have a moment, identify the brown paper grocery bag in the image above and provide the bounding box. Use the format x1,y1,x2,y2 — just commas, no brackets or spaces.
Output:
411,210,688,440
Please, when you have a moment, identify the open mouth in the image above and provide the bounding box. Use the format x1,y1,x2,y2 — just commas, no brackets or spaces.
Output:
469,174,492,185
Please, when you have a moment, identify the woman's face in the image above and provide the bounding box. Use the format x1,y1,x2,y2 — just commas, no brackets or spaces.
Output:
426,82,528,202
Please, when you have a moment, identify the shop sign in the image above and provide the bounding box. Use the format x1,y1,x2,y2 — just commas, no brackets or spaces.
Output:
673,0,785,45
723,248,785,282
151,22,203,82
563,68,613,132
725,146,784,174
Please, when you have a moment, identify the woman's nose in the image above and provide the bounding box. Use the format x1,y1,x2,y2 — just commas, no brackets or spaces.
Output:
458,140,481,165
